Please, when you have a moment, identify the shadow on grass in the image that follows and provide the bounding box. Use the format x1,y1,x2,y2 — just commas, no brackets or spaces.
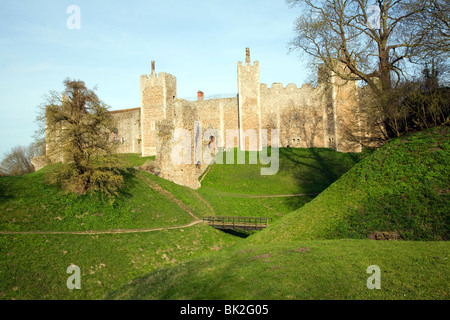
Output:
0,177,13,201
279,147,364,211
220,229,255,239
119,168,141,198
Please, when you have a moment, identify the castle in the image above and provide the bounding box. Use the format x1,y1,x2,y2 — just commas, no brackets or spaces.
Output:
111,48,362,155
45,48,369,189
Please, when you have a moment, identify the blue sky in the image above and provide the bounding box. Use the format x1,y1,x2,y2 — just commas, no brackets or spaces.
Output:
0,0,308,158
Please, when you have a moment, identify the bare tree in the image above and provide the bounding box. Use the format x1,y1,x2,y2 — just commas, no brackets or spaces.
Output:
288,0,449,139
0,145,37,176
288,0,449,95
410,0,449,61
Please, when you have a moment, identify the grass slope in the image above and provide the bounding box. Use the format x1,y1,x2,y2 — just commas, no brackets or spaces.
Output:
0,154,239,299
106,240,449,300
0,167,194,232
0,224,237,300
196,147,369,222
2,129,446,300
251,126,450,243
201,147,370,195
106,126,449,300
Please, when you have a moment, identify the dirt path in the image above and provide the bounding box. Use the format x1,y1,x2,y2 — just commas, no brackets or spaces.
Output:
142,177,201,222
189,189,216,216
0,175,316,236
236,193,320,198
200,187,320,198
0,177,204,236
0,220,203,235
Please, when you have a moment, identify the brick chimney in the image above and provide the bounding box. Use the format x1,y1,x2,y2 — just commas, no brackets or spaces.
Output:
197,91,204,101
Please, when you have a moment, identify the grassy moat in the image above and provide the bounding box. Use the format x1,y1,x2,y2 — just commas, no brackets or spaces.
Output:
0,126,448,300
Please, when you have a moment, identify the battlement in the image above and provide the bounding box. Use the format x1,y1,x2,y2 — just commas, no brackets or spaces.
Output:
140,60,177,93
140,71,176,81
237,60,259,68
140,72,177,91
260,82,316,97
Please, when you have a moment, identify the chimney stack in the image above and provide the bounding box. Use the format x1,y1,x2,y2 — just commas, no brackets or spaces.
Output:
197,91,204,101
151,60,155,74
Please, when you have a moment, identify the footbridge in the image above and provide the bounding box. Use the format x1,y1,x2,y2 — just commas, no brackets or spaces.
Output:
203,216,272,231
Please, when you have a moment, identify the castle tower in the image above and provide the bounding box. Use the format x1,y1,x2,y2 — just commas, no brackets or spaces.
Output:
237,48,262,151
140,61,177,156
332,63,361,153
319,61,361,153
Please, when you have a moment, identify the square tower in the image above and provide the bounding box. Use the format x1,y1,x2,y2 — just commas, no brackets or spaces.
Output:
140,61,177,156
237,48,262,151
318,61,361,153
332,63,361,152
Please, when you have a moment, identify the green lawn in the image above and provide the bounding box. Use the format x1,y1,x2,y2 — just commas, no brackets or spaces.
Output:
0,224,237,300
0,167,194,232
106,239,449,300
0,127,447,300
251,126,450,243
201,147,371,195
195,147,370,222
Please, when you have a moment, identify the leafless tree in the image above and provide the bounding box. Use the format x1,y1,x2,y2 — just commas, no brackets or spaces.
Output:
287,0,449,139
0,144,38,176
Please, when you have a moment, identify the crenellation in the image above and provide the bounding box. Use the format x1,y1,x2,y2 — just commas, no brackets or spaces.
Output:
270,83,283,90
300,83,314,90
285,83,298,90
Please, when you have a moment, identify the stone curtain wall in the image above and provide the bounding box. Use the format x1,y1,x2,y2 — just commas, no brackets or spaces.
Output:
155,97,242,189
110,108,141,154
155,99,211,189
196,97,239,150
259,63,361,153
45,106,64,163
260,82,326,149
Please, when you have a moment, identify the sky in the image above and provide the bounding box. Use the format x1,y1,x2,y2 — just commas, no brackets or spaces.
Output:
0,0,309,158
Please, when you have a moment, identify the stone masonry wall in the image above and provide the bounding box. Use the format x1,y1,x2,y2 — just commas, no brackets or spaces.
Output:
110,107,141,154
140,68,177,156
196,97,239,150
260,82,326,149
155,99,210,189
